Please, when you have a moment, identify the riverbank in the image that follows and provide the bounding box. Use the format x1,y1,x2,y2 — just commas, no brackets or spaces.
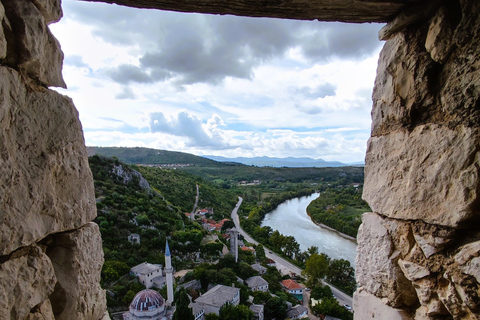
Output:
309,218,357,243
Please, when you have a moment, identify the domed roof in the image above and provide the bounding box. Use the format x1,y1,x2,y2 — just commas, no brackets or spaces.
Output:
129,289,165,317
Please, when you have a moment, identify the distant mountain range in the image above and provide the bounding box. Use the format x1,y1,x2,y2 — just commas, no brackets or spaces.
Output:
87,146,363,168
203,155,364,168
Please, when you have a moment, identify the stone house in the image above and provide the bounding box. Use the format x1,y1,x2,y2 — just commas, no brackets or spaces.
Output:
245,276,269,292
130,262,163,289
190,284,240,316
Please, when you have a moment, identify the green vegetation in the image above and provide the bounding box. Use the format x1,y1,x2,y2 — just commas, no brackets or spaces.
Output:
134,165,237,217
89,155,238,308
307,185,370,238
302,253,356,295
173,287,195,320
92,146,232,167
88,149,364,320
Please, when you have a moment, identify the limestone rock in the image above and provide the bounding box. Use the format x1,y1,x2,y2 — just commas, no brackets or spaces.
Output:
0,245,57,319
25,300,55,320
363,124,480,227
31,0,63,24
356,213,417,307
437,280,465,318
398,259,430,281
112,164,150,189
459,257,480,283
2,0,66,88
425,6,456,64
46,222,107,320
412,221,455,258
454,240,480,265
353,288,413,320
0,66,96,256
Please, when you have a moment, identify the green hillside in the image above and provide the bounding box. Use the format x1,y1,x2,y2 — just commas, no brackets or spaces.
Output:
89,146,240,167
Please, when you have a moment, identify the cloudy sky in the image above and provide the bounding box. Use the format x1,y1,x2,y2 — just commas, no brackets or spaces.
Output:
50,0,385,163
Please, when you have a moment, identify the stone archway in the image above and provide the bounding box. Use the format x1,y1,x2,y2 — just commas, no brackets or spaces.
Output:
1,0,479,319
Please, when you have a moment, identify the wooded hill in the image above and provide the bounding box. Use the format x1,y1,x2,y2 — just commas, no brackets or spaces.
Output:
89,146,364,186
89,146,240,167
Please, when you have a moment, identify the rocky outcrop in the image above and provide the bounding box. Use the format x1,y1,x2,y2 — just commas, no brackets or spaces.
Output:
356,0,480,319
0,0,107,319
112,164,151,189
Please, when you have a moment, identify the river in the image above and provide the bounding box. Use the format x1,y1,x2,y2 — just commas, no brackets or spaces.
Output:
261,193,358,267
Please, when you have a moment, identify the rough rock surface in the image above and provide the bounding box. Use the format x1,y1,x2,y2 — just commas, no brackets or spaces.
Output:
356,213,417,308
0,66,96,256
364,124,480,227
80,0,422,23
2,0,66,88
112,164,151,189
45,223,106,320
0,0,107,318
353,288,412,320
0,245,57,319
357,0,480,319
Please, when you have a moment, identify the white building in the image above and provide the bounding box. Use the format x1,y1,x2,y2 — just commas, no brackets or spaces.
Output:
250,304,264,320
245,276,269,292
130,262,163,289
280,279,303,295
190,284,240,316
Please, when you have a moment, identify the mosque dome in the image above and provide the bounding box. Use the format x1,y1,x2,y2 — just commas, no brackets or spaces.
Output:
129,289,165,318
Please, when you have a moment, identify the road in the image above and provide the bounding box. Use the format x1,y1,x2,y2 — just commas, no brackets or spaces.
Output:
231,196,353,311
191,184,199,217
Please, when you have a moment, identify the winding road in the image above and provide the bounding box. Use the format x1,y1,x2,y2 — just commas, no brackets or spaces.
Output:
230,196,353,314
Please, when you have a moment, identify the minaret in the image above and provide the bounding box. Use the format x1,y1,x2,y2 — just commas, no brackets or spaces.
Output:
228,228,239,263
165,240,174,306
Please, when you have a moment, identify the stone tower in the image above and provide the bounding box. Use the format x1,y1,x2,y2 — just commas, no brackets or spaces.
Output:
228,228,239,263
165,241,174,306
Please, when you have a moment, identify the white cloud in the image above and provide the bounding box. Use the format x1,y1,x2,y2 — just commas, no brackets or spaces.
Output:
50,0,384,163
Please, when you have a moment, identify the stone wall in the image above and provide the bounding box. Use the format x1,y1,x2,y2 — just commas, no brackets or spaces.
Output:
0,0,107,319
1,0,479,319
356,0,480,319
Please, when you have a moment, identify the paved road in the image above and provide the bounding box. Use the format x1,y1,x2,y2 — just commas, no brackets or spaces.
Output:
231,197,353,310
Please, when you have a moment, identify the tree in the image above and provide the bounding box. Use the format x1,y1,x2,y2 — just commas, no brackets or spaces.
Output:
264,296,287,320
221,220,235,232
255,243,266,261
326,259,356,294
172,287,195,320
310,285,333,300
219,304,254,320
302,253,330,288
312,297,353,320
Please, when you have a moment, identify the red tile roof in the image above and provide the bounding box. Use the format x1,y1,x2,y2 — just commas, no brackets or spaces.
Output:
281,279,302,290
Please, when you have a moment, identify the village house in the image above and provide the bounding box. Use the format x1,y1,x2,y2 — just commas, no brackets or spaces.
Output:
251,263,267,275
190,284,240,316
250,304,264,320
130,262,163,289
286,305,308,319
245,276,269,292
280,279,303,295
